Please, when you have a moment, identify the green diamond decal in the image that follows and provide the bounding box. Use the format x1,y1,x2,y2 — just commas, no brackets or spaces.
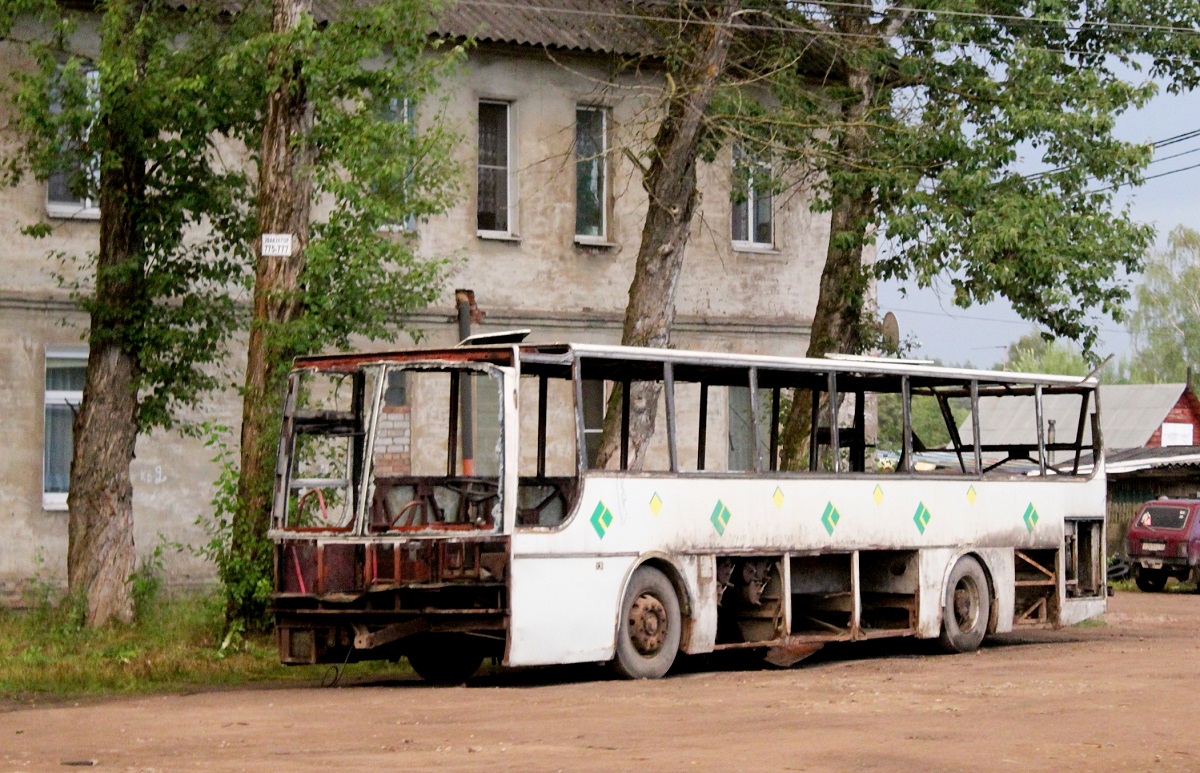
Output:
821,502,841,535
913,502,932,534
1023,503,1039,533
711,500,732,536
590,501,614,539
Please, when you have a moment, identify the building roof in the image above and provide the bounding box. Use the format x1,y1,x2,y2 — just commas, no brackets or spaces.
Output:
429,0,662,57
963,383,1190,451
1105,444,1200,474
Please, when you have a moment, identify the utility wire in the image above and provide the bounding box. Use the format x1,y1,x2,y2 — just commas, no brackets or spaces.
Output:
453,0,1200,68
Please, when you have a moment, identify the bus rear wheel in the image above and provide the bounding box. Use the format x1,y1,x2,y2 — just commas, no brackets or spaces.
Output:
938,556,990,654
406,634,484,685
613,566,681,679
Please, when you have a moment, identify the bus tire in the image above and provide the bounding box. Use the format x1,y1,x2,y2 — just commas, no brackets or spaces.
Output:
613,565,681,679
406,634,484,685
938,556,990,654
1134,568,1168,593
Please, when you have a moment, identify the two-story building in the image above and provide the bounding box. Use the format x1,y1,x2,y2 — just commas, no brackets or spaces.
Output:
0,1,831,597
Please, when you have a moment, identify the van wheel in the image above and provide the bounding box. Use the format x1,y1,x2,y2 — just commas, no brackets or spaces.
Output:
406,635,484,685
1135,568,1168,593
613,566,681,679
938,556,990,654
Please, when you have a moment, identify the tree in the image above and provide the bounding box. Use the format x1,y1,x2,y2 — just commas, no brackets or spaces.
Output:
755,0,1200,468
1128,226,1200,383
228,0,463,625
592,1,1200,470
592,0,741,470
997,331,1090,377
2,0,461,626
2,0,256,624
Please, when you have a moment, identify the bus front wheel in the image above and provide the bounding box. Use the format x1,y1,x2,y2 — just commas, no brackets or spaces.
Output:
938,556,990,654
613,566,681,679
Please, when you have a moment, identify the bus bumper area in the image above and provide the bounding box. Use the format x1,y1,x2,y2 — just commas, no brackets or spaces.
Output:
273,535,509,665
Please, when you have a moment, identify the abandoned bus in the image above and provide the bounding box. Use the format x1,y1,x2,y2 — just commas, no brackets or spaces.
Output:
271,342,1106,682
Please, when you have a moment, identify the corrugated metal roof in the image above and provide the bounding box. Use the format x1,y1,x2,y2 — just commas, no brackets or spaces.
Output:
963,383,1189,451
430,0,661,56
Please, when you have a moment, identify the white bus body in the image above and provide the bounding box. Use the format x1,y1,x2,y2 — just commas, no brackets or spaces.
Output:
271,343,1106,681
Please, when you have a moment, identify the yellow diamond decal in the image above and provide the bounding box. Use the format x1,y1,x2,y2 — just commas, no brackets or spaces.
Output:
772,487,784,508
649,492,663,516
966,485,977,505
872,485,884,506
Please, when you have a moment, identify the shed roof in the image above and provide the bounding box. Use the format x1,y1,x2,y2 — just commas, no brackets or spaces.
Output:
964,383,1190,451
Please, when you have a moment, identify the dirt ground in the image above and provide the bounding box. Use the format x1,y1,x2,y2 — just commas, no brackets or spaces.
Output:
2,590,1199,773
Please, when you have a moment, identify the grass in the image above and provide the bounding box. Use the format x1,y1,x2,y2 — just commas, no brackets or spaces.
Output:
0,588,393,703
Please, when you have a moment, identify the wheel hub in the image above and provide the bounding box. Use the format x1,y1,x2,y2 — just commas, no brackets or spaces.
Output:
628,593,668,656
953,579,979,632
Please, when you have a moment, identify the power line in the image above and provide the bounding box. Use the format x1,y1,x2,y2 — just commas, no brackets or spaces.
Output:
453,0,1200,68
881,305,1127,334
1020,128,1200,184
1093,159,1200,193
633,0,1200,39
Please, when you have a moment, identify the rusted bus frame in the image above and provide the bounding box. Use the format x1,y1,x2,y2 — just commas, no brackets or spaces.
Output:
709,548,918,652
271,358,510,541
570,348,1101,482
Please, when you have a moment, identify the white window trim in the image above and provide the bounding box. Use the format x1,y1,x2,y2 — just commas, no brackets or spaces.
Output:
476,99,519,239
731,150,774,251
43,347,87,511
47,67,101,221
575,105,608,242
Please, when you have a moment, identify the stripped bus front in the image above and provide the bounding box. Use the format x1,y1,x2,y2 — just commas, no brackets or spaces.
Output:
270,343,1106,682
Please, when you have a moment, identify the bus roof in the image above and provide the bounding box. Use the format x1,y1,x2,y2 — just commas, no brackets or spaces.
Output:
294,341,1098,389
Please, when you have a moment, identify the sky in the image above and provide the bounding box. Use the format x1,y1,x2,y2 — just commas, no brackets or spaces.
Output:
875,85,1200,369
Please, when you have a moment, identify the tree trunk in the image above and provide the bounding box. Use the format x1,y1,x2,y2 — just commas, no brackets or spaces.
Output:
592,0,739,470
778,55,878,471
232,0,314,623
67,0,149,626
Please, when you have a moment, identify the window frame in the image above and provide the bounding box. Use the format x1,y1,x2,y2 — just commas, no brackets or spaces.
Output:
43,348,87,510
731,146,774,251
574,105,609,244
476,99,518,239
379,97,418,233
46,66,101,221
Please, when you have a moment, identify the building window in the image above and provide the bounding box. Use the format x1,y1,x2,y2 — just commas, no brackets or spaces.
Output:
380,97,417,231
731,147,773,248
575,106,607,241
47,66,100,221
477,100,516,236
383,369,408,407
44,351,87,509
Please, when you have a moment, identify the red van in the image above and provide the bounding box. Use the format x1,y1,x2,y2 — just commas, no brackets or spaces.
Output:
1125,499,1200,592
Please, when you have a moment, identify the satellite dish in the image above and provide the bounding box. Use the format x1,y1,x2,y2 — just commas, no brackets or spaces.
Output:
880,312,900,351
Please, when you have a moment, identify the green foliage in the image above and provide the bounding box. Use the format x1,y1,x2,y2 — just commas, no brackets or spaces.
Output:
2,1,261,432
1127,226,1200,383
875,390,968,455
230,0,464,359
749,0,1200,353
196,424,273,631
0,589,320,699
998,330,1091,376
